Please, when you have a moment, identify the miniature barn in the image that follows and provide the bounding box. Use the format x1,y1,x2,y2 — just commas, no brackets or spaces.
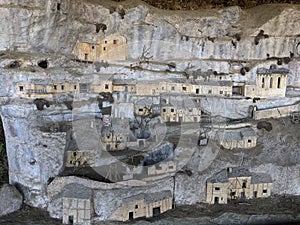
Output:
62,184,93,225
206,167,272,204
218,127,257,150
111,190,173,221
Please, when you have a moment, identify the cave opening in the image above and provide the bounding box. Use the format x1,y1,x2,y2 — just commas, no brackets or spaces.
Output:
0,116,8,186
38,60,48,69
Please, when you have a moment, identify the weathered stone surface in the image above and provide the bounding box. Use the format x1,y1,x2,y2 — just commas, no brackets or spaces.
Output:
0,184,23,216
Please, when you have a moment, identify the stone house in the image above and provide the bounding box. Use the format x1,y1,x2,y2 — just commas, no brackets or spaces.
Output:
160,96,201,123
244,65,288,98
65,150,95,167
111,190,173,221
100,118,129,151
134,98,154,117
218,127,257,150
91,76,113,93
192,81,233,97
62,184,93,225
147,160,176,176
206,167,272,204
73,34,126,62
136,80,161,96
112,79,136,93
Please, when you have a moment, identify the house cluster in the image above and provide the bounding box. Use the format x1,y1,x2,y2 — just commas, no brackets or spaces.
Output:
206,167,272,204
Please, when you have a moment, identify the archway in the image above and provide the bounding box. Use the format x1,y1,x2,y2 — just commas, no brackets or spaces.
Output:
0,117,8,185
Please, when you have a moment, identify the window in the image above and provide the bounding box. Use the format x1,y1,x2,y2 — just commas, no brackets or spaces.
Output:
208,90,212,94
242,181,247,188
19,86,24,92
105,40,107,44
277,77,281,88
215,187,220,191
182,87,187,91
92,46,95,49
61,85,64,90
262,77,265,88
196,88,199,94
162,87,164,90
248,140,252,143
170,108,174,113
270,77,273,88
220,91,223,95
169,166,174,169
103,47,106,51
254,191,257,198
105,84,109,89
57,3,61,11
135,205,138,209
73,152,77,157
113,40,117,44
163,109,166,112
171,86,175,91
139,108,143,112
263,189,267,193
54,85,57,90
74,85,77,90
84,53,88,61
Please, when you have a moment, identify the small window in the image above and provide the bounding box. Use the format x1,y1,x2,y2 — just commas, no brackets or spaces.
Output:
196,88,199,94
169,166,174,169
189,109,192,113
171,86,175,91
92,46,95,49
248,140,252,143
215,187,220,191
182,87,187,91
105,40,107,44
262,77,265,88
73,152,77,157
277,77,281,88
103,47,106,51
84,53,88,61
105,84,109,89
135,205,138,209
139,108,143,112
61,85,64,90
57,3,61,11
220,91,223,94
170,108,174,113
163,109,166,112
263,189,267,193
113,40,117,44
54,85,57,90
74,85,77,90
19,86,24,92
270,77,273,88
208,90,212,94
242,181,247,188
162,87,164,90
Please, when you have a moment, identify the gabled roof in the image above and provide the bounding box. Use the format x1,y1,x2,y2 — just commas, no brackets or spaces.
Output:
123,190,172,204
62,183,93,200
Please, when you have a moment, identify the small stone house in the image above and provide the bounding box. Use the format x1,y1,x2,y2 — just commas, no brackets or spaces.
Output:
65,150,95,167
206,167,272,204
112,79,136,93
111,190,173,221
73,34,126,62
100,118,129,151
91,76,113,93
147,160,176,176
136,80,161,96
219,127,257,150
62,184,93,225
244,65,288,98
134,98,154,117
192,81,233,97
160,96,201,123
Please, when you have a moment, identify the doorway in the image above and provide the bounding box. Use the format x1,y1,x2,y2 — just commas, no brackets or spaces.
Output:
214,197,219,204
68,215,74,224
153,207,161,217
129,212,134,220
0,117,8,186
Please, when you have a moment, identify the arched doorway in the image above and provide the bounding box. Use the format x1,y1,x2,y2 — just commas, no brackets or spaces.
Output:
0,117,8,185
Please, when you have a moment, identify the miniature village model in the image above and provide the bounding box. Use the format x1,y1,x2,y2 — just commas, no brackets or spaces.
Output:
0,1,300,225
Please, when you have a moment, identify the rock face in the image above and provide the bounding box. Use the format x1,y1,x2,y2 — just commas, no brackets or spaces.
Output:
0,184,23,216
0,0,299,220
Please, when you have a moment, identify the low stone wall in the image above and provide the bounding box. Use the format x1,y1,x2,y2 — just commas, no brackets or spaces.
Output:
254,104,299,120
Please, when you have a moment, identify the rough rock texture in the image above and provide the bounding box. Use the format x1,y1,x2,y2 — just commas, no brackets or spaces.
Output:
0,0,299,214
0,184,23,216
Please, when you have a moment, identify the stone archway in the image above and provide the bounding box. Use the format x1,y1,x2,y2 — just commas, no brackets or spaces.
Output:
0,116,8,185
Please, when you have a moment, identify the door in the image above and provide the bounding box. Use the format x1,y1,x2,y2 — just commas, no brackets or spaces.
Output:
254,191,257,198
129,212,134,220
68,215,74,224
153,207,161,217
241,192,245,198
214,197,219,204
106,144,111,151
139,140,144,148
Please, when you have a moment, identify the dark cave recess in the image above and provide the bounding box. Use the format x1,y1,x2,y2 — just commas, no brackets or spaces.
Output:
112,0,299,10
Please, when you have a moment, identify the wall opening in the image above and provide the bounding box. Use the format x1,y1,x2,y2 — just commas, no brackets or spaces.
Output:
270,77,273,88
57,3,61,11
153,207,161,217
277,77,281,88
0,117,8,186
38,60,48,69
262,77,265,88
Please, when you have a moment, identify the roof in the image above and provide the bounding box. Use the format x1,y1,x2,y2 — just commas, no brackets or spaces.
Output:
257,65,289,75
61,183,93,200
221,128,256,141
251,173,272,184
161,96,200,109
207,167,272,184
123,190,172,204
113,79,136,85
196,80,233,87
